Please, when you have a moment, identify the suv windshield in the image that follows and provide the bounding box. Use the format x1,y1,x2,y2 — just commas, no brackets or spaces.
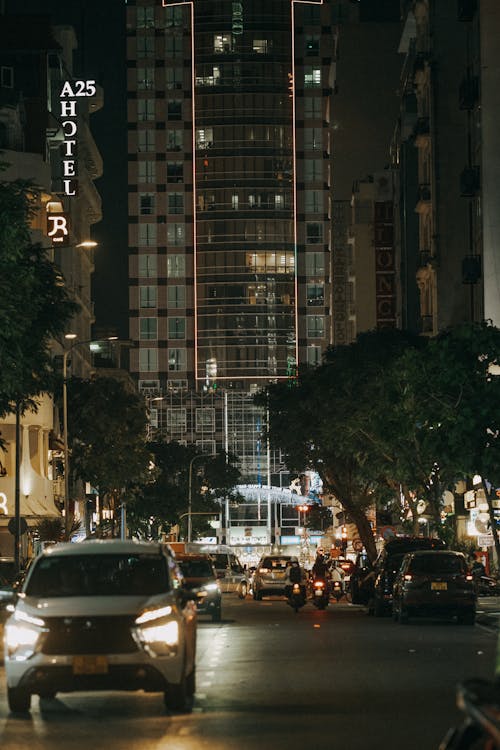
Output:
25,554,170,597
409,555,466,575
179,560,214,578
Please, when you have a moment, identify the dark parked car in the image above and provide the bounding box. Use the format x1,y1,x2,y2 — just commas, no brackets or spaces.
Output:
177,553,222,622
392,550,476,624
350,536,447,616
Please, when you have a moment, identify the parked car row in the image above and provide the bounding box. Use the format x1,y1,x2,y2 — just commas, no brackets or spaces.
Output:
350,536,479,625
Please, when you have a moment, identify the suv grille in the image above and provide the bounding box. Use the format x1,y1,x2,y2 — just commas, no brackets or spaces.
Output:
41,616,138,655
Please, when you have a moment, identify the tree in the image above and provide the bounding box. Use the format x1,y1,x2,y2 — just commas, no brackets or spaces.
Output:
0,178,78,416
127,442,242,540
67,376,150,534
405,322,500,563
261,330,423,561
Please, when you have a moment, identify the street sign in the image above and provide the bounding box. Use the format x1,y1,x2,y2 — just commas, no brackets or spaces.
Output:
8,517,28,536
477,534,494,547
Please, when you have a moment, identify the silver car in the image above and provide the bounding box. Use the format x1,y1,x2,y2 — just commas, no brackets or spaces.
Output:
252,555,299,600
3,540,197,714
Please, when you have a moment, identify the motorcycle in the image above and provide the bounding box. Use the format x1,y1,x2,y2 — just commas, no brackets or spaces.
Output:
286,582,307,613
439,679,500,749
331,579,343,602
311,578,329,610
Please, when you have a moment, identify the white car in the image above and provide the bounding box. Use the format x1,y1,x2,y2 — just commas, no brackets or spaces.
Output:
3,539,197,714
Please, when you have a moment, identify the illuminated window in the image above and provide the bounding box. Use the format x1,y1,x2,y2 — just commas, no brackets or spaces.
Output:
167,254,185,277
246,251,294,273
304,67,321,87
307,316,324,338
139,348,158,372
168,317,185,339
307,283,324,306
305,252,325,276
167,285,185,309
139,193,155,215
196,128,213,149
138,254,157,278
167,129,183,151
140,318,157,340
167,100,182,120
214,34,232,53
168,192,184,214
168,348,186,371
138,130,155,152
231,194,239,209
138,223,157,246
274,194,284,210
253,39,270,54
306,222,323,244
140,285,157,308
167,223,185,246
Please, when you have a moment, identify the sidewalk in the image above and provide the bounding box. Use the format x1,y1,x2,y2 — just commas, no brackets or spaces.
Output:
476,596,500,629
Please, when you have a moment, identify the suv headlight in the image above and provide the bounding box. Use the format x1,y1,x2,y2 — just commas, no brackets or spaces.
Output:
5,609,47,660
133,605,179,657
202,582,219,593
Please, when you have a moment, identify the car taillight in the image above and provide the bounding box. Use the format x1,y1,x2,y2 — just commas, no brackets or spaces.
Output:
404,574,413,582
314,580,325,589
465,574,474,582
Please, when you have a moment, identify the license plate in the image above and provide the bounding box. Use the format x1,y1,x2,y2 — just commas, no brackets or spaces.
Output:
73,655,109,675
315,588,324,596
431,582,447,591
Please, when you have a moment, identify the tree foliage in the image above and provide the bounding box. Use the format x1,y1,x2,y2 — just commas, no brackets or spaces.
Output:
67,376,150,505
127,441,242,540
0,178,78,415
261,324,500,562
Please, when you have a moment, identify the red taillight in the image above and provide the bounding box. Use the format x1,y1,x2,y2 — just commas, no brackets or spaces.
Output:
465,574,474,582
314,580,325,589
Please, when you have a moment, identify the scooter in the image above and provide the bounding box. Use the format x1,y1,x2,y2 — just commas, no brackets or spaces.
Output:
331,579,343,602
439,679,500,749
312,578,329,610
286,582,307,613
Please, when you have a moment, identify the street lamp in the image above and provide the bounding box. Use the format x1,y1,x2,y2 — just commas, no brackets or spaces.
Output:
187,454,211,544
62,334,119,538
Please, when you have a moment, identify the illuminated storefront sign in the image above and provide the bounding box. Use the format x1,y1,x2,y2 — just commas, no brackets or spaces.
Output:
59,79,97,196
47,212,70,245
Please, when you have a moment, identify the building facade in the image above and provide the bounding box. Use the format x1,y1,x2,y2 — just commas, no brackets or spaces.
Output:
127,0,336,481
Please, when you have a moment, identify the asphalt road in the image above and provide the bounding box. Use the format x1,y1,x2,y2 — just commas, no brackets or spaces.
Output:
0,596,498,750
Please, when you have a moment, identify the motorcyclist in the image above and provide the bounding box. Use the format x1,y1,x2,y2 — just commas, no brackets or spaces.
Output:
311,549,330,581
285,560,307,600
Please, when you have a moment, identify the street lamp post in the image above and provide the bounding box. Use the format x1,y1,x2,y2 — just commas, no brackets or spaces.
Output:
187,454,209,544
62,335,119,539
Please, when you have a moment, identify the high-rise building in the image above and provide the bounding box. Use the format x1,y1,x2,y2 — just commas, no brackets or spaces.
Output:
126,0,336,482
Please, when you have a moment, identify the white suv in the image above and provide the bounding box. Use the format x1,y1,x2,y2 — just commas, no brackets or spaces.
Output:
3,539,197,714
